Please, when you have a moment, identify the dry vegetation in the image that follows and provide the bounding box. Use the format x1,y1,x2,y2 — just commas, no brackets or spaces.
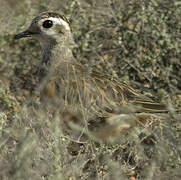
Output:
0,0,181,179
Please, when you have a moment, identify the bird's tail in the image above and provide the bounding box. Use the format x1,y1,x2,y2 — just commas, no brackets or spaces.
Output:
132,100,181,113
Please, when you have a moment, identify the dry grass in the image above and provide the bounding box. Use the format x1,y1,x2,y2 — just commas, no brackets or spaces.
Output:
0,0,181,179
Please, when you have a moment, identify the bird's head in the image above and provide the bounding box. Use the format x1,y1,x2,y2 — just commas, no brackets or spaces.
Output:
14,12,71,45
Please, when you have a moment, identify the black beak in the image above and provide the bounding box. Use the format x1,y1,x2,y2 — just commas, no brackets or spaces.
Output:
14,29,37,39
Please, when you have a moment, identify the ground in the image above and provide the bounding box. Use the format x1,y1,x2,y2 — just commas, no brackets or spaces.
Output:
0,0,181,179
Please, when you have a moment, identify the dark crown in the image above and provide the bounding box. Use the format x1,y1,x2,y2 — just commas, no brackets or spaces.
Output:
32,12,70,27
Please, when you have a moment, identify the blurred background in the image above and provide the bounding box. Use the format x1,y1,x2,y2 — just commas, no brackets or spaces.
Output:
0,0,181,179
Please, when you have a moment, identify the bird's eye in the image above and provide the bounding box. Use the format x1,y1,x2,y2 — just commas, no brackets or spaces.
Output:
42,20,53,28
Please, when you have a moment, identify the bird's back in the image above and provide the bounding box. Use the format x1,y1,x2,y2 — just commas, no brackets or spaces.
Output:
40,61,168,119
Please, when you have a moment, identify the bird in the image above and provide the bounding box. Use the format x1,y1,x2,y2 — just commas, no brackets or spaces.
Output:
14,12,172,140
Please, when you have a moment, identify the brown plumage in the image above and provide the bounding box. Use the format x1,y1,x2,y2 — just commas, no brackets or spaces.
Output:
41,62,167,113
14,12,172,140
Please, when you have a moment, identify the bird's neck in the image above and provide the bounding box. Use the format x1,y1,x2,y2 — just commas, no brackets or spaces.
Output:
41,38,75,66
38,37,75,79
41,39,56,66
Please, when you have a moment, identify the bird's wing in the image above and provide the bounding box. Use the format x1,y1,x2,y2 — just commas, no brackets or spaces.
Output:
91,70,168,113
118,82,168,112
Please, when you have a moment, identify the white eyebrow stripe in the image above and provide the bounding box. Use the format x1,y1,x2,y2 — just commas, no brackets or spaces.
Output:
48,17,70,30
